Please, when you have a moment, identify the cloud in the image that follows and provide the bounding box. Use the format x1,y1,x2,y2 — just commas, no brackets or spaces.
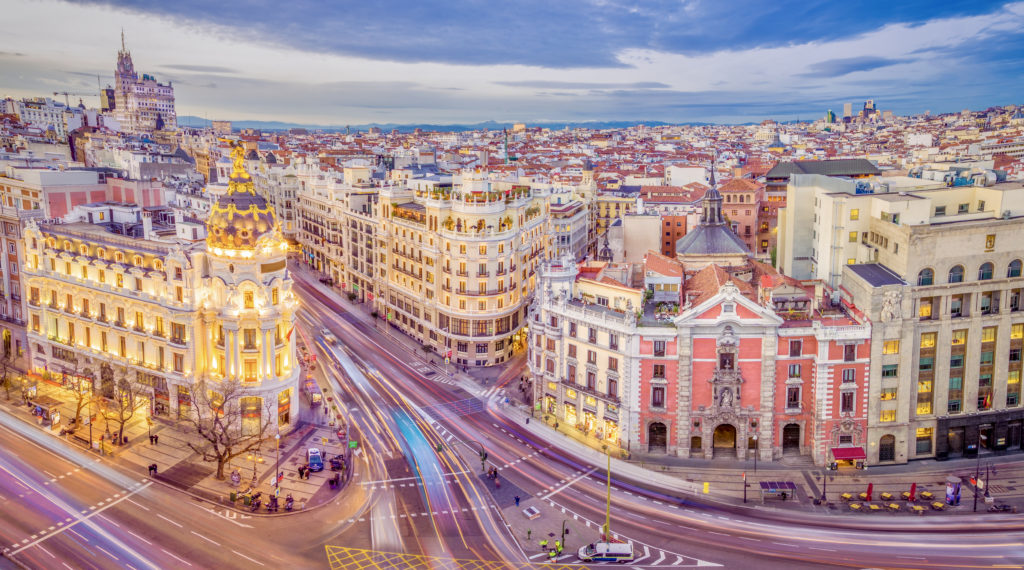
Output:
493,81,670,89
800,56,912,78
160,63,235,73
0,52,26,57
67,0,1013,68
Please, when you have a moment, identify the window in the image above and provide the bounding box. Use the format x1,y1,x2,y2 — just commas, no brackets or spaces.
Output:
243,291,254,309
788,364,801,378
934,206,946,216
545,338,556,352
786,386,800,409
586,371,596,390
607,357,618,372
979,374,992,387
848,231,857,243
243,329,257,349
917,268,934,286
982,326,997,343
651,387,665,408
883,340,899,354
980,351,994,365
916,427,933,454
1014,324,1024,339
840,391,854,413
789,340,801,357
588,328,597,343
880,388,897,401
849,209,859,221
919,357,934,371
653,340,666,357
948,265,964,283
919,298,933,318
842,369,856,383
844,344,856,362
607,378,617,398
881,364,898,377
950,295,964,317
567,364,576,381
653,364,666,378
568,344,577,359
609,334,619,351
917,401,932,415
920,332,936,349
1011,348,1022,362
952,329,967,345
880,410,896,422
1009,260,1022,278
476,343,488,354
957,203,969,214
272,288,279,305
950,354,964,368
948,400,962,414
569,322,577,337
978,262,994,281
587,350,597,364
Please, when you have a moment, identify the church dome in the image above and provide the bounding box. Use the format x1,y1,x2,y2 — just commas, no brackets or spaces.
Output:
206,143,278,251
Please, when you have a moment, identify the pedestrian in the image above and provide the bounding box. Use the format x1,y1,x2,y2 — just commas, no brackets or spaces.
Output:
153,434,158,445
149,435,154,445
539,539,548,551
298,465,305,479
514,495,520,507
548,550,557,561
554,540,561,552
305,464,311,479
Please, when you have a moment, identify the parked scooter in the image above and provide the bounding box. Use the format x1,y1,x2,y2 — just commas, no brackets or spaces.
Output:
989,503,1015,513
284,494,294,512
250,492,262,512
266,496,279,513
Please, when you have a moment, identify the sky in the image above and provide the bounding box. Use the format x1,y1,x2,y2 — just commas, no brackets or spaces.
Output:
1,0,1023,126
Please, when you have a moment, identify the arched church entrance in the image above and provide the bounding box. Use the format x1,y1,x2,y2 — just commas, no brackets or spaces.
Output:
782,423,801,454
713,424,737,457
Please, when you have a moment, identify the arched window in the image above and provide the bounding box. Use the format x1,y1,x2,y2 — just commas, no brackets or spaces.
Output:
1009,260,1022,278
948,265,964,283
917,268,934,286
132,255,143,267
978,262,994,281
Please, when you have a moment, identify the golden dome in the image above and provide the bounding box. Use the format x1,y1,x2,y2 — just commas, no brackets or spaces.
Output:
206,143,278,251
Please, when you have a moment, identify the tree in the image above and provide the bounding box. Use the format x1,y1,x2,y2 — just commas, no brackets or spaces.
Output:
181,379,275,480
57,356,94,428
101,367,145,445
0,350,23,401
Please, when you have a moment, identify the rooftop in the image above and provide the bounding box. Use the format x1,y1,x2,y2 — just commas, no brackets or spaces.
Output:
847,263,907,287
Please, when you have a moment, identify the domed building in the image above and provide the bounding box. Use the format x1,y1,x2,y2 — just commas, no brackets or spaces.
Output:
197,142,299,432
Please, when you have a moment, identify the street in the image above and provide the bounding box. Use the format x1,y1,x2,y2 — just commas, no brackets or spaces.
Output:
0,266,1020,570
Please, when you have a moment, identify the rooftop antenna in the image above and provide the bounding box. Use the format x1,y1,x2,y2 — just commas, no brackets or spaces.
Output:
121,28,126,52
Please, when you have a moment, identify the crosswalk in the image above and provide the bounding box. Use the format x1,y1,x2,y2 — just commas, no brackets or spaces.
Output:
526,543,698,566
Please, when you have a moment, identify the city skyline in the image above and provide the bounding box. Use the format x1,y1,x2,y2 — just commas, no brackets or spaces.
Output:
1,0,1023,125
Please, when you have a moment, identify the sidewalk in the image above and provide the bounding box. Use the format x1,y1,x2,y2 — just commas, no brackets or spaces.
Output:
2,379,350,515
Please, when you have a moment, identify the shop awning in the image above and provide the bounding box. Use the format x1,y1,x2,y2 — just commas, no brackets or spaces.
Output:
831,446,867,460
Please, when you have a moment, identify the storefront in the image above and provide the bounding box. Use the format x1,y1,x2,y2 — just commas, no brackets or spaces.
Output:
176,385,191,420
565,402,578,427
603,419,619,444
241,396,262,435
278,389,291,427
830,446,867,468
936,409,1024,459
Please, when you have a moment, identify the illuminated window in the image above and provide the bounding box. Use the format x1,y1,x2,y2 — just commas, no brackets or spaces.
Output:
882,340,900,354
271,288,279,305
918,299,932,318
880,388,897,400
920,333,936,349
917,380,932,393
1013,324,1023,339
951,329,967,345
916,402,932,415
244,291,254,309
848,231,857,242
982,326,997,343
880,409,895,422
1009,371,1021,384
849,209,859,220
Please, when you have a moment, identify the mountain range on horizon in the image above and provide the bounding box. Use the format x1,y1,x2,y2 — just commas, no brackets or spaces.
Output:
175,115,727,133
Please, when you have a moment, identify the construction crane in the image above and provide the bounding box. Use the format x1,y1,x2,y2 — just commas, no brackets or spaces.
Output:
52,91,93,107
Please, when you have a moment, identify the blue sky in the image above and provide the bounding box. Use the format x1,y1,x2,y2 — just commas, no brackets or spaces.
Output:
2,0,1023,124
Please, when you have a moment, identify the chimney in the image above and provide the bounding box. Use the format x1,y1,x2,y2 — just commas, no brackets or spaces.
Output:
142,210,153,240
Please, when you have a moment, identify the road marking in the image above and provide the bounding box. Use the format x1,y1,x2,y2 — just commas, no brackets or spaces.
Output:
96,545,119,561
66,529,88,543
652,551,666,565
809,547,835,552
162,548,193,566
126,499,150,511
772,542,799,548
541,467,597,500
232,550,265,566
98,514,119,527
190,531,220,546
708,532,728,537
37,544,55,558
156,514,182,528
126,530,151,545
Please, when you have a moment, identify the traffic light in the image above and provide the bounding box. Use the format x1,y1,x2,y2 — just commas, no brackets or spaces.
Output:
480,451,488,462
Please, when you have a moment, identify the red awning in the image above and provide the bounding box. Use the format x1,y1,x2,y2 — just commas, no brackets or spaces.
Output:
831,446,866,460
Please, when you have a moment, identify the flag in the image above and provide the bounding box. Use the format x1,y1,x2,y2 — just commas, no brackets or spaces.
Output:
285,325,295,341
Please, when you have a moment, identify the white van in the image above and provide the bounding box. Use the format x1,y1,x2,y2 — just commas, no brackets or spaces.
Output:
577,542,634,562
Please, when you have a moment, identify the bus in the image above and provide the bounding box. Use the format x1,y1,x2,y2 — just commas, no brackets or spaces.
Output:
303,378,323,406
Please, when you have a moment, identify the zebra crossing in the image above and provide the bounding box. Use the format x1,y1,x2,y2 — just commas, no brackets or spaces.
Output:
526,543,696,566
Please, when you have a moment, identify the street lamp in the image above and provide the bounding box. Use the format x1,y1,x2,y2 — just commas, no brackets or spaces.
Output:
752,434,759,474
275,433,281,497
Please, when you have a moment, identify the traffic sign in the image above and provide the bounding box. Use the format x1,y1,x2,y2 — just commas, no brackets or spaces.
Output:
321,437,328,445
348,440,359,449
444,357,450,364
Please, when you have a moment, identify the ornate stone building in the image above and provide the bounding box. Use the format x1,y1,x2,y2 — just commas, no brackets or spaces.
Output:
23,144,299,431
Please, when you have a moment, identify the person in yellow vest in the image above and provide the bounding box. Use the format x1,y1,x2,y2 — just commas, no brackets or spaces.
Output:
539,539,548,551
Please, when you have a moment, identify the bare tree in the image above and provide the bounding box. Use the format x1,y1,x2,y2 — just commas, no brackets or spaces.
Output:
100,367,145,445
0,350,23,400
180,379,275,480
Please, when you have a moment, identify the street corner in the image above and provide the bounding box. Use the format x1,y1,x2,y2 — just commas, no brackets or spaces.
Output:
499,495,598,566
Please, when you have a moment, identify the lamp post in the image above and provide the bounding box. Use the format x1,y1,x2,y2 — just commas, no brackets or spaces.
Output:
275,433,281,497
973,451,981,512
752,434,759,474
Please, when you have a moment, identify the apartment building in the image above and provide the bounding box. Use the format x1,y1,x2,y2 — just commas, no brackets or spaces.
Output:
841,182,1024,464
376,170,549,366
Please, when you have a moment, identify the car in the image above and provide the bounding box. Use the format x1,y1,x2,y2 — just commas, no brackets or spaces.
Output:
577,542,634,563
307,448,324,472
320,328,337,345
